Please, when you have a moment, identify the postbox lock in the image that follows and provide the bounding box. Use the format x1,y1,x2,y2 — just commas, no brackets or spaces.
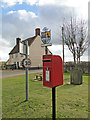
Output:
46,67,48,70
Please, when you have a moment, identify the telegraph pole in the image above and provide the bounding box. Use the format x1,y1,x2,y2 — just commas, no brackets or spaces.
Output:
62,26,64,65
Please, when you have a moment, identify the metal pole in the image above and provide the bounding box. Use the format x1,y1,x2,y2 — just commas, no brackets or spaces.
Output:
26,41,28,101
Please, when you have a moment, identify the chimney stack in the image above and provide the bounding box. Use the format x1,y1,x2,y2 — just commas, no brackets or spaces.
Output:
35,28,40,36
16,38,21,45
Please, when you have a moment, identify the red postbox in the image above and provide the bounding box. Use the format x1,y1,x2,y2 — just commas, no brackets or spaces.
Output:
43,55,63,88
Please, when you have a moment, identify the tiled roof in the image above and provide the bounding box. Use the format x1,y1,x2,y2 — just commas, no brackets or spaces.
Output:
9,36,36,55
22,36,36,46
9,44,19,55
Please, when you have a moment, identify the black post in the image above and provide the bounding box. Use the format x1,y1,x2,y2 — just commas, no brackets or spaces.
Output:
52,87,56,120
26,41,28,101
45,45,56,120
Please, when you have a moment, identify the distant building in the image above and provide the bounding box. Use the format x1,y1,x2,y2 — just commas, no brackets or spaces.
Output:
6,28,52,69
0,62,6,70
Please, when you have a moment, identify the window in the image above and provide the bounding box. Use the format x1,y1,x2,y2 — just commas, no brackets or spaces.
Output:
11,54,13,59
16,53,18,58
21,54,23,57
20,61,22,66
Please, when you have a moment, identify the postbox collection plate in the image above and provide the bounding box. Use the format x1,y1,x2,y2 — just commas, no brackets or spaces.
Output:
46,71,50,82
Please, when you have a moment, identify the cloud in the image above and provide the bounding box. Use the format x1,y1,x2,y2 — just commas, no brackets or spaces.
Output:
3,6,76,46
8,10,38,20
1,0,88,21
2,9,38,48
38,0,55,6
8,11,16,14
2,0,23,7
1,0,38,7
37,5,78,44
25,0,38,6
17,10,38,19
1,0,89,7
0,36,10,47
48,45,74,62
2,5,84,45
0,35,12,61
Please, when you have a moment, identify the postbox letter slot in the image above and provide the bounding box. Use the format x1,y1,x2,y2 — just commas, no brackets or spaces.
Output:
43,60,51,62
43,59,51,62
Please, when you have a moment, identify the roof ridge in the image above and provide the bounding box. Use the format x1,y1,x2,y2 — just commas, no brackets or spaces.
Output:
22,36,36,42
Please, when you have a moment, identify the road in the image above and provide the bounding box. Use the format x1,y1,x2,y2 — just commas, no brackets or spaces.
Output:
0,69,43,78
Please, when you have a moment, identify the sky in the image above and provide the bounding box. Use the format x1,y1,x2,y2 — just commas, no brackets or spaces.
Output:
0,0,89,62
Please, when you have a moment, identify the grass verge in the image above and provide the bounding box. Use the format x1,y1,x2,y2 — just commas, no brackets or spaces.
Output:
2,73,89,119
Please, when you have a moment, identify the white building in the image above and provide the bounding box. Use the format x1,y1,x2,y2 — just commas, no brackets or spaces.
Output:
6,28,52,69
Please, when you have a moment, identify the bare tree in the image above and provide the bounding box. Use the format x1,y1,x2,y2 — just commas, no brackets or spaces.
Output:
63,18,89,64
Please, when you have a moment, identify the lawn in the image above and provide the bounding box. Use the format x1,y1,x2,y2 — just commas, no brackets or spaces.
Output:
2,72,89,119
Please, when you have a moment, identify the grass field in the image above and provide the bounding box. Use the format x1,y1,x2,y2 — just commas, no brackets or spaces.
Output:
2,73,89,119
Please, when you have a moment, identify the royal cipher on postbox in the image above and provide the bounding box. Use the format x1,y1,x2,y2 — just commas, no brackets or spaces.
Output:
43,55,63,88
